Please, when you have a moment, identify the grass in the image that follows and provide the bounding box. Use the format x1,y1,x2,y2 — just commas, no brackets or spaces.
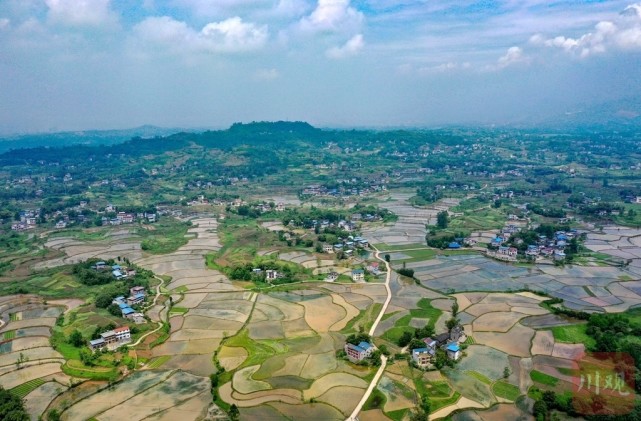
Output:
530,370,559,387
363,387,387,410
548,324,596,349
382,298,442,343
9,313,18,321
224,329,280,370
168,306,188,316
385,408,409,421
391,248,437,263
3,330,16,340
146,355,171,369
139,219,191,255
10,378,46,398
342,303,383,334
430,391,461,411
492,381,521,401
467,371,492,385
62,360,118,381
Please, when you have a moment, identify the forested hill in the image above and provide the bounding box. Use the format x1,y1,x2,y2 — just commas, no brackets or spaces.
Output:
0,125,189,154
0,121,464,165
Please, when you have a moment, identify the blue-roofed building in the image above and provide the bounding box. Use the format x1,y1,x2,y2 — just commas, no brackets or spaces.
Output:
127,293,145,306
448,242,461,249
112,264,121,270
121,307,135,318
89,338,106,351
112,296,125,305
352,269,365,282
118,302,129,309
446,343,461,361
412,347,435,367
344,341,374,362
112,270,123,278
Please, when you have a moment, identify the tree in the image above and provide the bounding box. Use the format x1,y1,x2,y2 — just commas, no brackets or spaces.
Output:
229,404,240,421
436,211,448,229
0,387,30,421
68,329,85,347
451,301,459,317
503,366,510,379
107,303,121,317
445,317,459,331
398,331,413,347
533,400,548,421
420,394,431,415
47,409,61,421
15,352,28,369
384,254,390,263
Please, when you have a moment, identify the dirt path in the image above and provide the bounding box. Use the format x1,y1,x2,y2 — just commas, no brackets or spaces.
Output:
347,245,392,421
127,275,166,347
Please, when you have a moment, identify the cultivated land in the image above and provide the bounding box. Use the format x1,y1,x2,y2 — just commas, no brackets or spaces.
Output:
2,123,641,420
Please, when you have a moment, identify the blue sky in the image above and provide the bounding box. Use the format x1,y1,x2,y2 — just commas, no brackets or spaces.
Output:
0,0,640,133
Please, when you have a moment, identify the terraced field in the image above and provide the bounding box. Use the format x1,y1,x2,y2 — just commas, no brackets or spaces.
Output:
0,296,72,420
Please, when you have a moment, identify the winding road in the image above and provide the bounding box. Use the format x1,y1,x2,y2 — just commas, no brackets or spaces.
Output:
347,245,393,421
126,275,167,348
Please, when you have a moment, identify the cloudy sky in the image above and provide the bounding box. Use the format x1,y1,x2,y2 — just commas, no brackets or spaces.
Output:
0,0,640,133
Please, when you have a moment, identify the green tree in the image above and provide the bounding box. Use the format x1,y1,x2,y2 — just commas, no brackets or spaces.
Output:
451,301,459,317
384,254,390,263
47,409,61,421
398,331,413,347
68,329,85,347
229,404,240,421
0,387,30,421
445,317,459,331
420,394,431,415
436,211,448,229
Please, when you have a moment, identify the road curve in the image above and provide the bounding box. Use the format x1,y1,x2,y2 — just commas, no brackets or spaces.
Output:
347,245,393,421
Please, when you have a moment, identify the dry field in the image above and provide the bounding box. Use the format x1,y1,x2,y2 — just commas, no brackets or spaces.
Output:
0,296,72,420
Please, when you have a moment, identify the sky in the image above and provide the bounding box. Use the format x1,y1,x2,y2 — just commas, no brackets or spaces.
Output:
0,0,640,133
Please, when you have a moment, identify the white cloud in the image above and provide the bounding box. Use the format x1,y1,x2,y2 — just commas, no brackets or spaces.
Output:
497,46,528,68
531,3,641,57
326,33,363,58
45,0,118,28
299,0,363,33
0,18,10,30
134,16,268,54
253,68,280,80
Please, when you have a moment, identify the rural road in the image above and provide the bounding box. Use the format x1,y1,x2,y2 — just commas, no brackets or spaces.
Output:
346,245,393,421
127,275,166,348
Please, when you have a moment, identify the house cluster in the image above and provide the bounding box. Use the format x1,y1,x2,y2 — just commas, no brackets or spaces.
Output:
89,326,131,351
11,209,39,231
250,268,285,283
344,341,375,362
524,230,578,261
331,236,370,257
112,286,147,323
411,327,465,368
93,262,136,280
300,182,385,198
101,210,156,226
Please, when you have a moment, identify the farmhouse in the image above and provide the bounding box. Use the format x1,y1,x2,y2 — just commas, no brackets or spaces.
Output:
325,272,339,282
352,269,365,282
446,343,461,361
127,293,145,306
367,262,380,274
265,270,280,282
412,347,435,367
323,244,334,253
90,326,131,351
344,341,374,362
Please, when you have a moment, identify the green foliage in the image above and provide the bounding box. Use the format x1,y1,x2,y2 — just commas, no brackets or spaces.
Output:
492,381,521,401
68,329,85,347
530,370,559,386
0,386,30,421
436,211,449,229
346,332,371,346
397,268,415,278
9,379,45,399
363,388,386,410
